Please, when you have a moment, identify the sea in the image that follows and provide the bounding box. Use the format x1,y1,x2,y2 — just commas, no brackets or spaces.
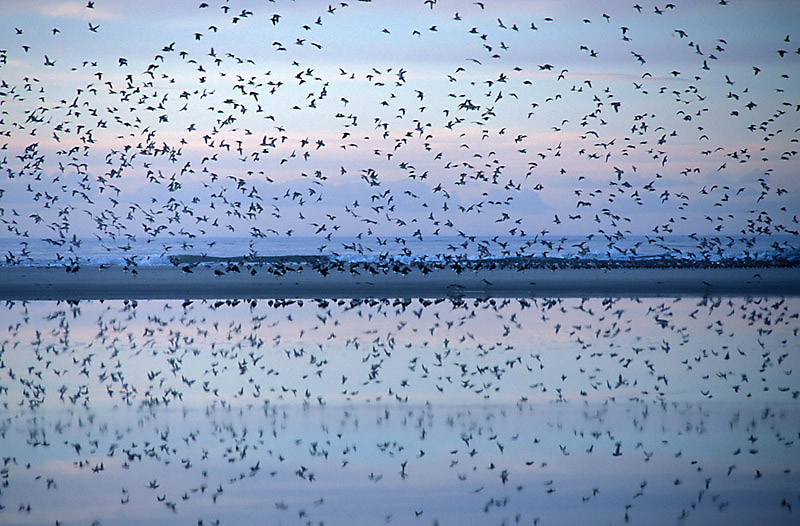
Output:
1,294,798,525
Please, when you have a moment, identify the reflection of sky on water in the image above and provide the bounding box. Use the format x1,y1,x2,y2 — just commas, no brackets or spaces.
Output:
3,297,797,406
1,297,799,524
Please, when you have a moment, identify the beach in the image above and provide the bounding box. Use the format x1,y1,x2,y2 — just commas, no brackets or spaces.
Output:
2,262,798,300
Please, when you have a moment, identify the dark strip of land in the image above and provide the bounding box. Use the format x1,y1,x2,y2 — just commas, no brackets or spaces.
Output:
1,264,798,300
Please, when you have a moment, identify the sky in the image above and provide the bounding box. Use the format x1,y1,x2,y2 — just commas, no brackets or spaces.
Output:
1,0,799,246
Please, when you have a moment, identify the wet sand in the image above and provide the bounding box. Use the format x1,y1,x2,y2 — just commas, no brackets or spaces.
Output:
1,263,798,299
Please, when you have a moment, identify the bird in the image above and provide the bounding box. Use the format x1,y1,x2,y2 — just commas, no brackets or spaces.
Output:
0,10,796,526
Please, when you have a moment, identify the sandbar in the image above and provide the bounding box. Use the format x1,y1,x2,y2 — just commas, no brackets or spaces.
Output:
1,263,798,300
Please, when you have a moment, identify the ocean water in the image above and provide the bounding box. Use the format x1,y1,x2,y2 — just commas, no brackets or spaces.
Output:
1,296,798,525
1,234,798,268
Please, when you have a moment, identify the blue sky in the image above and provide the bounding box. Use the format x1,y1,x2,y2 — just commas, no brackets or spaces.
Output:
1,0,799,242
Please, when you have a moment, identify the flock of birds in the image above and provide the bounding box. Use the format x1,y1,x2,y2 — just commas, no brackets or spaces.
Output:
0,295,799,524
1,1,799,525
0,0,798,267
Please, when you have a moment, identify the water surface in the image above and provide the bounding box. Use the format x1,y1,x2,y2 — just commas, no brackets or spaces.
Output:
1,296,798,524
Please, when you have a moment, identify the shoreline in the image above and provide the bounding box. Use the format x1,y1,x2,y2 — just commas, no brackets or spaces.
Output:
1,264,799,300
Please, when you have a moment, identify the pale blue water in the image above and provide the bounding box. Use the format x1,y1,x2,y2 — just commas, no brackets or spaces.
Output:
1,296,798,525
